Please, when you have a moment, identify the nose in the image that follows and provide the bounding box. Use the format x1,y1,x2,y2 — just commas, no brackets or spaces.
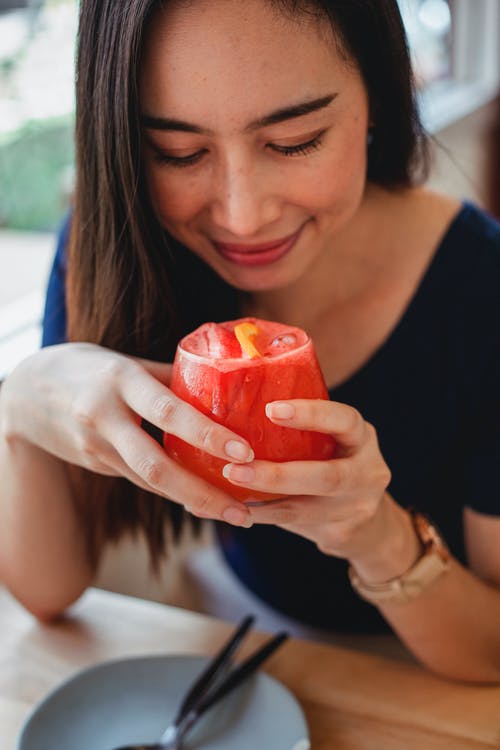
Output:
210,154,281,237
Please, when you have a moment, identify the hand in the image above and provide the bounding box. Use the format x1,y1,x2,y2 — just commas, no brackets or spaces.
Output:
221,398,402,563
2,343,254,527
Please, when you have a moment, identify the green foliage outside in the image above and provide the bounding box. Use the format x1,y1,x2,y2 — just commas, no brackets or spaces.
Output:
0,117,74,232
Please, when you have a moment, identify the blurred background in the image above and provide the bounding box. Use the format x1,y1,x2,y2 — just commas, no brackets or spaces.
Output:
0,0,499,620
0,0,499,379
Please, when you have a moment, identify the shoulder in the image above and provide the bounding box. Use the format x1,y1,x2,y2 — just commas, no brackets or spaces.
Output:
403,188,500,251
441,203,500,396
380,188,500,303
439,201,500,302
413,189,500,262
446,201,500,251
405,194,500,382
405,189,500,294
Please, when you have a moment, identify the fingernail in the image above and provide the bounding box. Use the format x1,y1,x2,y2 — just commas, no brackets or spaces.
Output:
222,506,253,527
222,464,255,483
225,440,254,462
266,402,295,420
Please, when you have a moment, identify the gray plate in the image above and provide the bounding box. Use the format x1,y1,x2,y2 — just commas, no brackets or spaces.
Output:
17,654,310,750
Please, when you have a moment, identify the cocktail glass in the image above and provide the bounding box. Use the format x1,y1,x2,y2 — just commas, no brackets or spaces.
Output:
164,318,335,503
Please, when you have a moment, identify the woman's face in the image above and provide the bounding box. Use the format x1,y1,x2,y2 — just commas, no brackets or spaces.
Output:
140,0,370,292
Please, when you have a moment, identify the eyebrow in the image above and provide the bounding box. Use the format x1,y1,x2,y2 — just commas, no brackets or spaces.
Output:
140,94,338,135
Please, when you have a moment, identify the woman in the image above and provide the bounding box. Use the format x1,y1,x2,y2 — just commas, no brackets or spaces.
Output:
2,0,500,682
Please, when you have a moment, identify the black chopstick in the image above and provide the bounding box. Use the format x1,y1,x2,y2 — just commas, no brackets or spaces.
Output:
172,614,255,724
193,630,289,714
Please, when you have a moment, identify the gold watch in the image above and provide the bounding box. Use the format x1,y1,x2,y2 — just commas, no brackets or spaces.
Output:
348,510,451,604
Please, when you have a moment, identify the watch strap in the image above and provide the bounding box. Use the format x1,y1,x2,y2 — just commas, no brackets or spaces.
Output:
348,511,451,604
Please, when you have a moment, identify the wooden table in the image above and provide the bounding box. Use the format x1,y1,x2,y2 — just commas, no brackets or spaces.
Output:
2,586,500,750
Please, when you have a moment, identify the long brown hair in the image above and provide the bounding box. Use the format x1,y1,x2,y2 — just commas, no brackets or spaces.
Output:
68,0,189,571
68,0,429,571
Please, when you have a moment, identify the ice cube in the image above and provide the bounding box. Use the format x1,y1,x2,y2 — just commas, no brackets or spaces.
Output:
271,333,297,348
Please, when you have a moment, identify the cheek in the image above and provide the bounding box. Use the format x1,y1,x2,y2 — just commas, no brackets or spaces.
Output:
323,122,368,206
146,167,205,225
301,145,367,218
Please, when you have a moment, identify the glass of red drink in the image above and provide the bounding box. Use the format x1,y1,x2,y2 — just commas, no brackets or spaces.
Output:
164,317,335,503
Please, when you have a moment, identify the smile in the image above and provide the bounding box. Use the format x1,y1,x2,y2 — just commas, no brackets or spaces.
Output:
212,227,304,267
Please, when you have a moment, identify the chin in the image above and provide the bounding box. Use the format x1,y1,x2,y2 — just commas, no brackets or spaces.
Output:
221,263,306,293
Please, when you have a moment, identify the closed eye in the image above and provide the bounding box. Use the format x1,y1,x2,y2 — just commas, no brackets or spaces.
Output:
152,148,207,168
150,129,326,168
268,131,325,157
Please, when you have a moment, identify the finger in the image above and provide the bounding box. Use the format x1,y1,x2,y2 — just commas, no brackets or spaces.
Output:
84,456,123,477
71,427,162,488
266,399,366,451
65,426,127,477
222,457,352,498
130,356,173,386
104,416,253,527
247,495,321,527
247,495,352,528
99,456,158,488
119,367,254,463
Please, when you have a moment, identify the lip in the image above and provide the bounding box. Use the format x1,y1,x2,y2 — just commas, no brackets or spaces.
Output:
213,227,304,267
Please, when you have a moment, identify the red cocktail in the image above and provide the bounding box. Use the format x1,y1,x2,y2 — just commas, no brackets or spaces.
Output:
164,317,335,502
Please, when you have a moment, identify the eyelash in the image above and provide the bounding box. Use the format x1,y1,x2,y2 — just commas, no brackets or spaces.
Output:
153,132,324,168
154,150,205,168
271,134,323,157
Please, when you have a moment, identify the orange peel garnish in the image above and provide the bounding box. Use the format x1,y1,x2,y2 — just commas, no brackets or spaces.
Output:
234,322,262,358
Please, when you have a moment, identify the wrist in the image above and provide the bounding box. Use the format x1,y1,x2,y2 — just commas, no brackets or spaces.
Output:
349,509,451,605
349,494,423,584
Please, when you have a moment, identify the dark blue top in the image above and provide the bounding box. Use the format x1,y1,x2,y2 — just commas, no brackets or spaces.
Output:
42,203,500,633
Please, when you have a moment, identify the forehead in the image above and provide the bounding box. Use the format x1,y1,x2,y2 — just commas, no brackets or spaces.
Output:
140,0,357,125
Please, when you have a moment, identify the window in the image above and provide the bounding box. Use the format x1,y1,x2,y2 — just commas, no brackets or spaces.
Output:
0,0,77,232
399,0,453,89
0,0,77,377
398,0,500,131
